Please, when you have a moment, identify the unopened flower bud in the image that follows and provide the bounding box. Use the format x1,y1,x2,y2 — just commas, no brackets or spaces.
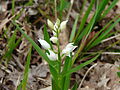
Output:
60,20,68,31
38,39,51,50
47,19,54,29
50,37,58,44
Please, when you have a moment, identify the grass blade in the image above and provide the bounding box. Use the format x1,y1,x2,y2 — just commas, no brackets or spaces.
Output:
74,0,95,41
89,18,120,49
95,0,110,21
117,72,120,78
75,0,111,44
71,82,78,90
3,29,21,62
100,0,118,19
69,14,79,42
85,15,120,50
59,0,70,19
22,46,32,90
12,0,15,15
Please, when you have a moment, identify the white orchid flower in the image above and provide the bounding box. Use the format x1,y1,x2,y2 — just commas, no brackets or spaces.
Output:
50,37,58,44
60,20,68,31
46,50,58,61
62,43,77,57
47,19,54,29
38,39,51,50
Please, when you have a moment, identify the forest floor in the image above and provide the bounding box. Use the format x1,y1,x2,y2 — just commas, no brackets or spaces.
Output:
0,0,120,90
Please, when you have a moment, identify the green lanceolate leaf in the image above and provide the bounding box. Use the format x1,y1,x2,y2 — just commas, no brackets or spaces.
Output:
63,54,99,76
44,25,53,49
62,56,72,90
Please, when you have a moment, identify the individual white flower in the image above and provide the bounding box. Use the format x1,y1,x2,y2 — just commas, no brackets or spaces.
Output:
62,43,77,57
50,37,58,44
38,39,51,50
46,50,58,61
47,19,54,29
60,20,68,31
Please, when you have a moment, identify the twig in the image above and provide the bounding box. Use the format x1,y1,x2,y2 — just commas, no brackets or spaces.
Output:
84,52,120,55
0,9,23,32
101,52,120,55
78,63,97,89
54,0,57,19
15,75,21,90
101,34,120,43
12,54,25,70
66,0,74,20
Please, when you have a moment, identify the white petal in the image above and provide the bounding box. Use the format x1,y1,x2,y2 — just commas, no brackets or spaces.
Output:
47,50,58,61
50,37,58,43
60,20,68,31
38,39,51,50
62,43,77,57
47,19,54,29
65,43,77,52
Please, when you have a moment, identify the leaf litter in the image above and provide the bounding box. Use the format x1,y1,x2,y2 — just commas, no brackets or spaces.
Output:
0,0,120,90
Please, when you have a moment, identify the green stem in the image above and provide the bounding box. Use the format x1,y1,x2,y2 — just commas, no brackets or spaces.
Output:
56,29,61,73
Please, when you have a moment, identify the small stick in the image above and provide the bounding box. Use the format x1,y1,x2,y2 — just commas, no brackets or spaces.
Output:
78,63,97,89
84,52,120,55
15,75,21,90
55,0,57,19
101,34,120,43
66,0,74,20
